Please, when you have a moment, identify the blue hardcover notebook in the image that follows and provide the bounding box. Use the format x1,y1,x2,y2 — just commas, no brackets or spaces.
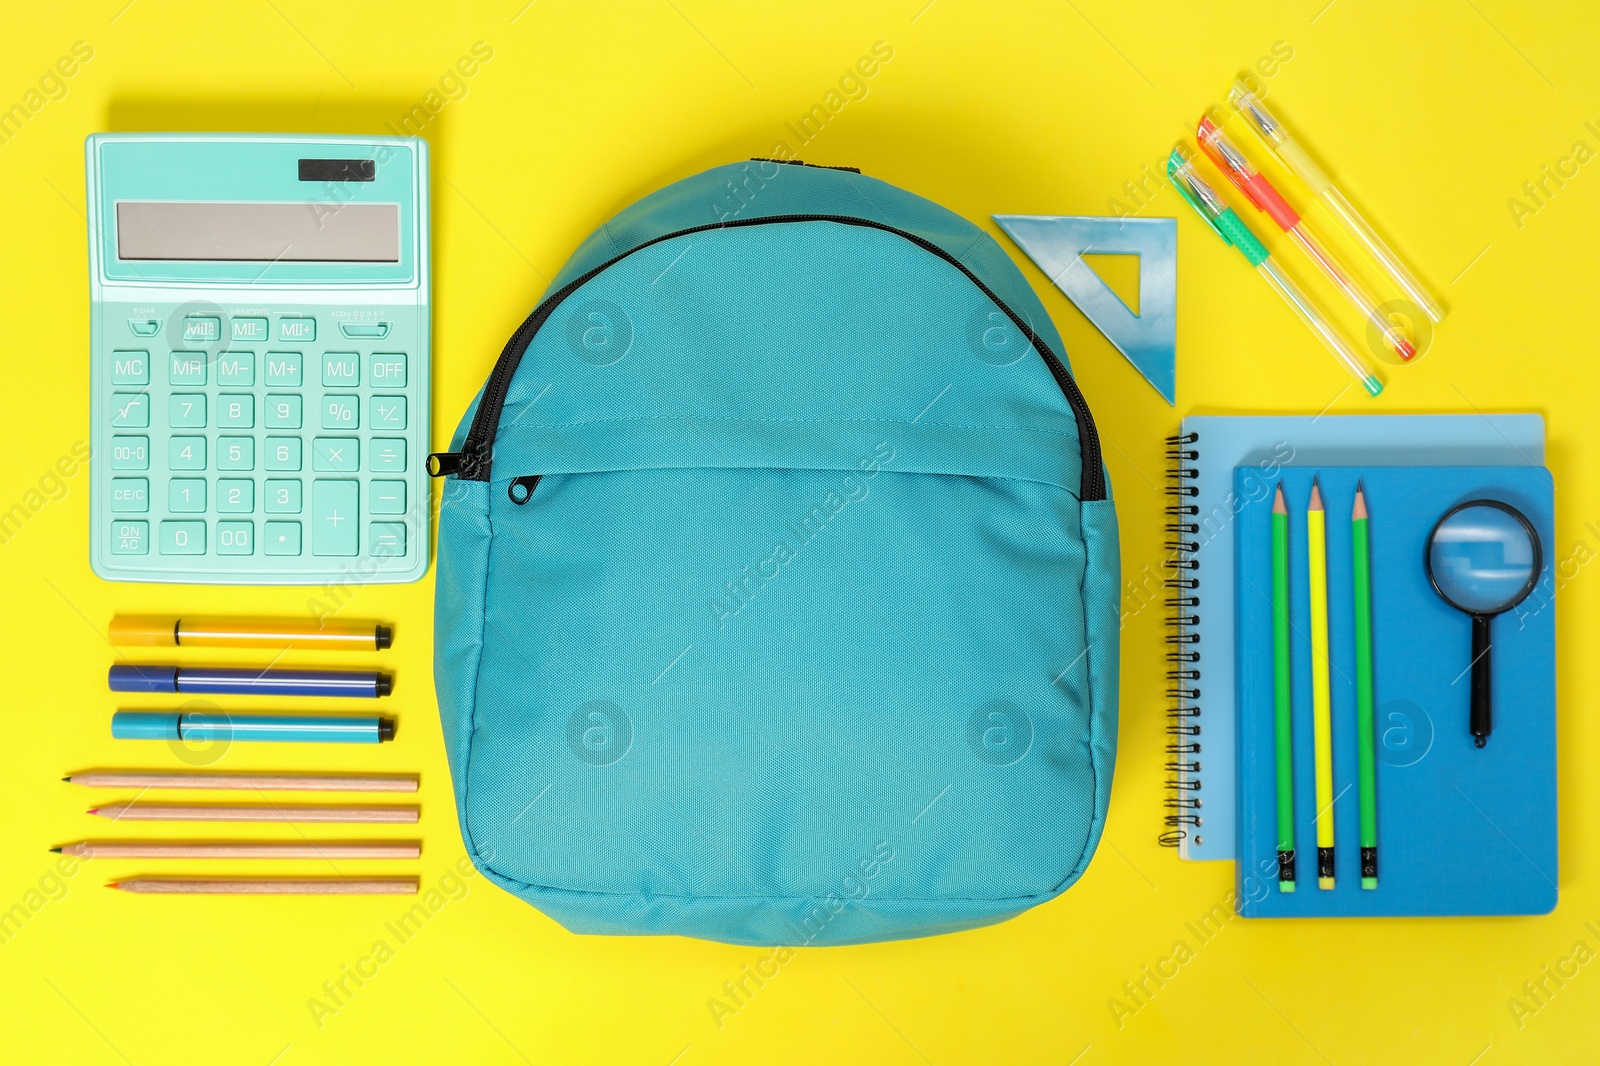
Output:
1167,414,1546,860
1234,466,1556,917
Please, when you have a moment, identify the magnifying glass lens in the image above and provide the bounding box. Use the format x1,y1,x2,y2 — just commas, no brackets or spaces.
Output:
1428,505,1539,612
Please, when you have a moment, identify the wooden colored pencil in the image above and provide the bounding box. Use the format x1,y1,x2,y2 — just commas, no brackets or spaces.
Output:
54,840,420,860
1352,481,1379,889
64,770,418,793
88,803,418,824
109,878,418,895
1271,483,1296,892
1307,476,1336,890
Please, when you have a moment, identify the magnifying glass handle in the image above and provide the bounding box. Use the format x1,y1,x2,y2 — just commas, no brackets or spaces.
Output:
1471,614,1493,747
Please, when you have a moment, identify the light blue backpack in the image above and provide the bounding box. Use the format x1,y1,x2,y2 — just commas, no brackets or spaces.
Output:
430,160,1120,945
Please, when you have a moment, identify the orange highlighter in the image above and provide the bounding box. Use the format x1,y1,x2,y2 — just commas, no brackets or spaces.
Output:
109,616,392,651
1197,116,1417,362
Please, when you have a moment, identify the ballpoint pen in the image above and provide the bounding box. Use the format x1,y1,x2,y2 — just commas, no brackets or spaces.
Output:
1167,149,1384,397
1228,81,1445,324
1197,116,1417,362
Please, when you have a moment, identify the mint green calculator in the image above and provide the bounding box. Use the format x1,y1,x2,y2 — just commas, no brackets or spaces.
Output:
87,134,429,583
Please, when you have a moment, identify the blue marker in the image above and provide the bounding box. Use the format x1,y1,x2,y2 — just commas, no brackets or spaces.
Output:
109,664,391,698
112,711,394,744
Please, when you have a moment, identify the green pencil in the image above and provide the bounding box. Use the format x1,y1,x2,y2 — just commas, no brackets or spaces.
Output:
1352,481,1378,889
1272,483,1296,891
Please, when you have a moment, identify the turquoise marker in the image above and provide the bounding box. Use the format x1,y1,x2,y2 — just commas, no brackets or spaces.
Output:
112,711,395,744
1166,149,1383,397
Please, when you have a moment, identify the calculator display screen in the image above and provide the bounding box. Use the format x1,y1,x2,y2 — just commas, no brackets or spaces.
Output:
115,201,400,262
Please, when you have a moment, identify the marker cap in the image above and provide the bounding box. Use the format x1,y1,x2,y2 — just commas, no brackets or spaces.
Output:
111,711,182,740
107,616,180,647
108,664,179,693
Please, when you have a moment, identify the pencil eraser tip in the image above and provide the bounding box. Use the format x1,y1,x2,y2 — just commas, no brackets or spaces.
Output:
1362,877,1377,889
1318,877,1335,890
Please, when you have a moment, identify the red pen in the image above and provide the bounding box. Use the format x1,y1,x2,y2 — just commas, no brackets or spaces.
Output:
1198,116,1417,362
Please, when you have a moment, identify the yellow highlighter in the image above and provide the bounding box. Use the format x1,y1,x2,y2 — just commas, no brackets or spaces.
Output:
109,616,392,652
1306,478,1336,889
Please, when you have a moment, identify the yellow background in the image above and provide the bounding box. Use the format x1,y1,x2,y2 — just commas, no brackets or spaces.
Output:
3,1,1598,1062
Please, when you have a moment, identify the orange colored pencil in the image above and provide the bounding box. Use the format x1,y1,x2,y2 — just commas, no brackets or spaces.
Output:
109,878,418,895
54,840,420,860
88,803,418,824
64,770,417,792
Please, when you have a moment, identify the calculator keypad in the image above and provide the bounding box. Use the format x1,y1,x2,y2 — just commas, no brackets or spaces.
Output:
95,308,425,582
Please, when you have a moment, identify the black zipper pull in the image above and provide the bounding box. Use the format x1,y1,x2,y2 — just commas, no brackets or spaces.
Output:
507,475,541,504
428,439,486,479
426,451,463,477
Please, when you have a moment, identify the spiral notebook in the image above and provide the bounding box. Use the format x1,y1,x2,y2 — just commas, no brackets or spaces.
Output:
1164,413,1546,860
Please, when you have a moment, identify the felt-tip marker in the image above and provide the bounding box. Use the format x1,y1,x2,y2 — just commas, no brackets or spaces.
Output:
111,711,395,744
109,664,390,698
109,615,393,651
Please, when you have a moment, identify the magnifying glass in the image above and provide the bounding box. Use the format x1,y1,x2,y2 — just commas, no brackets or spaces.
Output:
1424,500,1543,748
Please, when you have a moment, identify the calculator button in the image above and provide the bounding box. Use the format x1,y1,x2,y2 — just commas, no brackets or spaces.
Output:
370,523,406,557
322,352,360,387
183,316,221,343
216,521,254,556
322,395,360,429
217,479,254,514
264,521,302,555
169,393,207,428
110,393,149,428
265,479,303,514
312,480,359,556
312,437,359,472
265,394,303,429
169,353,207,385
278,316,316,343
368,351,407,386
110,478,149,513
217,351,255,386
369,480,406,514
128,320,160,337
264,437,303,471
369,395,407,430
340,322,390,339
169,436,207,471
169,479,206,513
230,317,268,342
217,394,255,428
369,438,407,472
110,351,150,385
110,436,149,471
111,521,149,554
264,352,303,387
216,437,255,471
159,520,206,555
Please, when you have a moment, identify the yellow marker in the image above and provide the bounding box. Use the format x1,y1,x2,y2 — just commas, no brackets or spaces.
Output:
1307,477,1336,890
109,615,392,651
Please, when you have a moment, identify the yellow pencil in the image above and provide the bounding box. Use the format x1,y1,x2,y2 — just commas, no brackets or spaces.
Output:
1308,477,1336,890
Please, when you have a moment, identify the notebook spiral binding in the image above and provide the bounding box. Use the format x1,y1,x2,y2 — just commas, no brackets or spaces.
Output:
1162,430,1202,847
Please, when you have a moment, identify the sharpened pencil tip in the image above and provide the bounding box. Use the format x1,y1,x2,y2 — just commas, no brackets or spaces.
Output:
49,847,61,853
1272,482,1286,514
106,883,120,890
86,808,99,815
1308,476,1324,511
61,776,70,783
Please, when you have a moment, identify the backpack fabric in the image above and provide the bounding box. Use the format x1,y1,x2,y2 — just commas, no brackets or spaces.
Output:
430,160,1120,946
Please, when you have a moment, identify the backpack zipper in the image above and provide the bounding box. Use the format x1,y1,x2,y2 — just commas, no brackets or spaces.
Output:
428,213,1105,501
507,474,541,504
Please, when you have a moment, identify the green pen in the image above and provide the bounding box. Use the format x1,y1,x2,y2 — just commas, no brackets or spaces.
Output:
1167,149,1383,397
